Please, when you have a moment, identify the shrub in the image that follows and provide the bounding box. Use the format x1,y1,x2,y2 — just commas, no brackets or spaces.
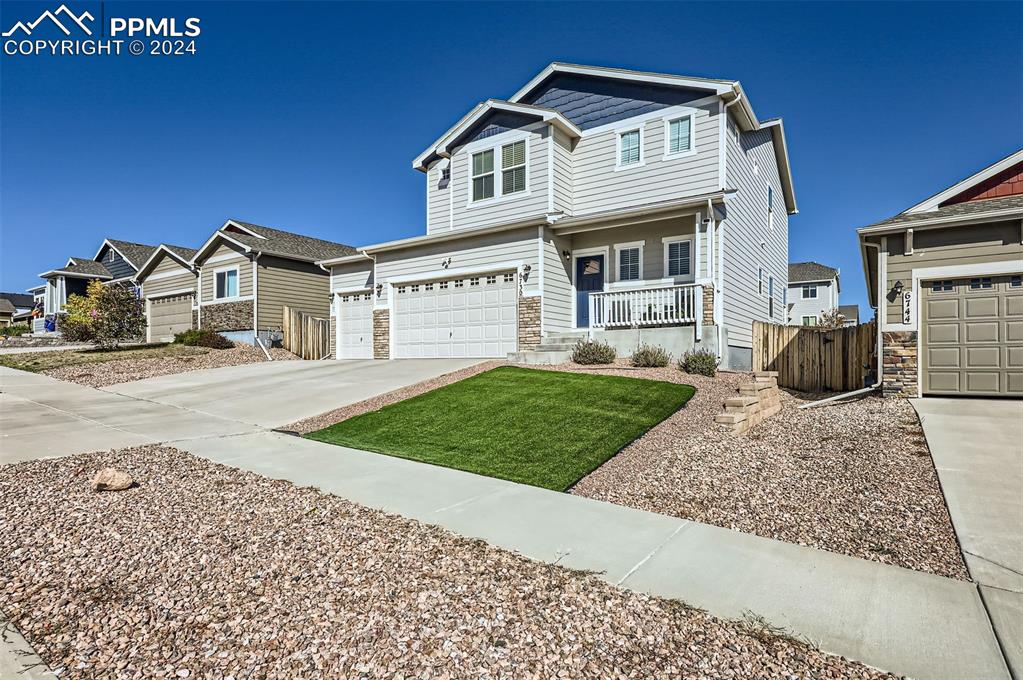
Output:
175,328,234,349
572,339,616,365
679,348,718,377
61,280,145,349
1,323,30,337
631,343,670,368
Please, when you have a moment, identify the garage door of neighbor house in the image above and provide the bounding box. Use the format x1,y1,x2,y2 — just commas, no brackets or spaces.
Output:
921,273,1023,396
149,294,193,342
337,291,374,359
393,272,518,358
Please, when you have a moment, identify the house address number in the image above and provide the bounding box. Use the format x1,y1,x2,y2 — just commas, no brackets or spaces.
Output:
902,289,914,325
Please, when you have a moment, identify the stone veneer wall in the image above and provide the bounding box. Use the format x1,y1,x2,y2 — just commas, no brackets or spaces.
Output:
882,331,918,397
702,285,715,327
200,301,254,332
517,294,541,350
372,309,389,359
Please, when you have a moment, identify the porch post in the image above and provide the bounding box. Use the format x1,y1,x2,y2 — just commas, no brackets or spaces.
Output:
695,285,703,341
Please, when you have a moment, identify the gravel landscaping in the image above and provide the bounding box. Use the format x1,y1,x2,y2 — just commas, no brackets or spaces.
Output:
41,345,297,388
535,362,968,580
0,446,897,679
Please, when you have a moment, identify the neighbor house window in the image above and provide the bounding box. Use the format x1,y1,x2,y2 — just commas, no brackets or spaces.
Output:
801,284,817,299
617,245,641,281
215,268,238,299
663,239,691,277
618,129,642,167
471,149,495,201
501,140,526,195
802,315,817,326
665,115,692,155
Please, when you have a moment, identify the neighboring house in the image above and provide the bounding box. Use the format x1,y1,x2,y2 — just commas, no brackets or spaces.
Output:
320,63,797,367
838,304,860,327
859,148,1023,397
190,219,356,345
133,244,200,342
787,262,840,326
34,239,158,333
0,292,34,327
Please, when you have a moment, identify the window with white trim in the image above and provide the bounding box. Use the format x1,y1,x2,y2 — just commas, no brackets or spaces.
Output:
664,240,691,277
758,268,763,294
501,140,526,195
665,115,692,155
802,315,817,326
471,149,495,201
768,276,774,317
618,129,642,167
801,284,817,299
215,268,238,299
618,247,640,281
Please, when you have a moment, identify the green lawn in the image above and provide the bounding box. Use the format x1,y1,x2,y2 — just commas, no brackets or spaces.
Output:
306,366,695,491
0,343,205,373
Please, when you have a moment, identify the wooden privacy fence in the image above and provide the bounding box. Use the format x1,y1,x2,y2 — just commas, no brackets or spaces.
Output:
281,305,330,360
752,320,876,393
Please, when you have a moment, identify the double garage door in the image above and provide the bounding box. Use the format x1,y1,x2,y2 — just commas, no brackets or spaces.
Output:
394,271,518,358
921,274,1023,396
149,294,193,343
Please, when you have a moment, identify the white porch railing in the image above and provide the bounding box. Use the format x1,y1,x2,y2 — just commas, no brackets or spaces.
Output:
589,283,702,339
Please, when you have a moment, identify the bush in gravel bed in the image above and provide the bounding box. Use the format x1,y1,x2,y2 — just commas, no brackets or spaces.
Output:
679,348,718,377
174,328,234,349
631,344,670,368
0,323,30,337
572,339,616,364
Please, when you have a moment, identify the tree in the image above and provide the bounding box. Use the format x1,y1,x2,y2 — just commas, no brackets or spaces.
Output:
817,307,847,330
61,280,145,349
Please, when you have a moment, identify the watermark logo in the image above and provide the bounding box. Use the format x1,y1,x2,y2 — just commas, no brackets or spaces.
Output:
2,4,94,37
2,3,201,57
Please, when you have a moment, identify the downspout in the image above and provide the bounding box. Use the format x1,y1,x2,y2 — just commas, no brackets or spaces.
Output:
799,241,883,409
252,252,260,344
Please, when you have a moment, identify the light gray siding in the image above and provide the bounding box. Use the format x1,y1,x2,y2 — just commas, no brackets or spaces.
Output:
542,227,573,333
329,260,375,293
141,254,196,299
255,256,331,330
571,100,720,216
199,242,253,302
446,126,550,232
787,279,838,324
374,227,540,307
570,215,698,283
426,160,451,233
721,121,789,351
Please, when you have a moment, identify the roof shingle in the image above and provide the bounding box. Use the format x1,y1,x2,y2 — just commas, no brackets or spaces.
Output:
106,240,160,269
789,262,838,283
224,220,357,262
862,194,1023,231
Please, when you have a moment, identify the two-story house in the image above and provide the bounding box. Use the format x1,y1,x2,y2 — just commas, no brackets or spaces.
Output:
320,63,797,368
786,261,840,326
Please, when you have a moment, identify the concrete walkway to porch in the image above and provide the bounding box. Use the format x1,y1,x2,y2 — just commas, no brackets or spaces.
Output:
178,430,1009,680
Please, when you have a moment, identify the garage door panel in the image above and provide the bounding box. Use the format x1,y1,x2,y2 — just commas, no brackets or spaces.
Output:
337,292,374,359
922,275,1022,397
149,294,194,343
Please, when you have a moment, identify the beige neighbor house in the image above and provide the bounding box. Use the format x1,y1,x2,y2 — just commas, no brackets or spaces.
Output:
859,148,1023,397
133,244,199,342
189,220,356,345
319,63,797,368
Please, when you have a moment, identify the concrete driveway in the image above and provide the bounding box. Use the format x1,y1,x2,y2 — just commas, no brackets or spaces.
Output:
912,397,1023,677
101,358,482,429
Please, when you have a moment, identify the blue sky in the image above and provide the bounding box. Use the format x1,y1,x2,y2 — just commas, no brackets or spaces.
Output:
2,1,1021,315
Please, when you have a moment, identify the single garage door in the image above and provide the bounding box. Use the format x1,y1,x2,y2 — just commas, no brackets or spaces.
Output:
149,293,193,342
337,291,374,359
921,273,1023,396
393,272,517,358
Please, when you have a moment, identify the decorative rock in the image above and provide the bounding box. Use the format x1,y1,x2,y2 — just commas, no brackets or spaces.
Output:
90,468,134,492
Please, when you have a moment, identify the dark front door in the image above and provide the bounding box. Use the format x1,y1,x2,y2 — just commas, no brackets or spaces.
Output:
575,254,605,328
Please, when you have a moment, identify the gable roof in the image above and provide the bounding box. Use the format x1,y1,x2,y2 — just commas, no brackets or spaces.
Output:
413,99,582,172
133,243,199,282
903,148,1023,214
0,299,16,315
192,219,357,265
39,257,112,280
860,193,1023,234
95,239,159,270
789,261,838,283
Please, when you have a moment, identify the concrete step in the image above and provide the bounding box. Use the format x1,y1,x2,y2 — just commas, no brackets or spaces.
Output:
546,332,589,342
507,350,573,365
535,343,577,352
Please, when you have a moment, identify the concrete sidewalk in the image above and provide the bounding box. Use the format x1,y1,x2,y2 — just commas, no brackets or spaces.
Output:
178,431,1009,680
913,397,1023,677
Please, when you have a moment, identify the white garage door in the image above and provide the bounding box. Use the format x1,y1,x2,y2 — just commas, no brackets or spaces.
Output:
337,291,374,359
149,294,193,342
394,272,518,358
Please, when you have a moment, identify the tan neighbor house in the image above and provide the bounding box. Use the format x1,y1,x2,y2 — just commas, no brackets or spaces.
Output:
859,148,1023,397
189,220,356,345
133,244,200,342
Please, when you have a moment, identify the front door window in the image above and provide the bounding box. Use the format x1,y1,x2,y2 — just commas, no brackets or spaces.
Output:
576,255,604,328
